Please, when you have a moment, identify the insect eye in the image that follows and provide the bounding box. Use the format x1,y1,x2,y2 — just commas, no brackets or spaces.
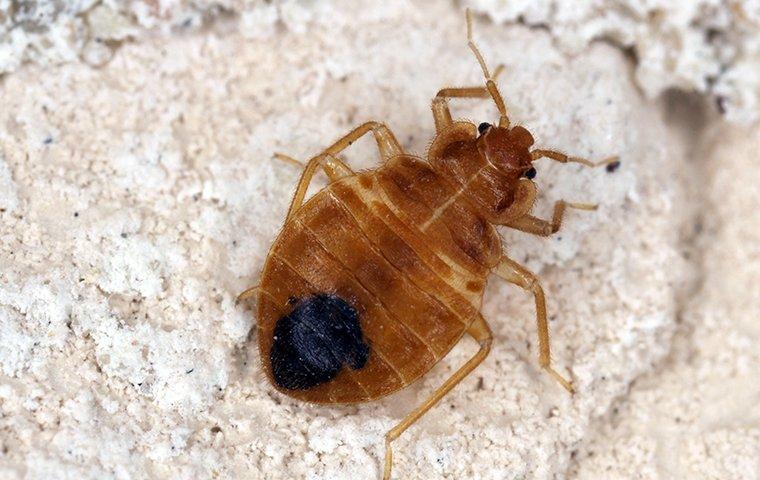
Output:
478,123,491,135
524,167,537,179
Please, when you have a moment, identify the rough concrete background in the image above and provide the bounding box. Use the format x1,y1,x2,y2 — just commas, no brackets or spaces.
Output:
3,0,759,122
569,121,760,480
0,1,757,479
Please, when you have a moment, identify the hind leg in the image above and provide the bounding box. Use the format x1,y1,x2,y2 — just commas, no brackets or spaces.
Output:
493,255,574,393
383,315,492,480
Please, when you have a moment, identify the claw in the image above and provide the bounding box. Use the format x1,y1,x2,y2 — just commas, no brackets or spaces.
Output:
544,366,575,394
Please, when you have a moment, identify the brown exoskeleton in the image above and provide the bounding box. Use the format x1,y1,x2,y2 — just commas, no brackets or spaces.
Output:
238,10,617,479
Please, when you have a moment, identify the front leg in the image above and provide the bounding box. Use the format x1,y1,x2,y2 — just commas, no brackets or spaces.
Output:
506,200,597,236
431,66,505,132
531,149,618,168
509,149,612,236
493,256,574,393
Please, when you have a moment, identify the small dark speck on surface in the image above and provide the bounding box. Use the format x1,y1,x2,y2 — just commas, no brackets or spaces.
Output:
716,95,727,114
43,137,53,145
74,212,79,217
185,368,194,374
120,232,128,238
606,160,621,173
556,236,562,241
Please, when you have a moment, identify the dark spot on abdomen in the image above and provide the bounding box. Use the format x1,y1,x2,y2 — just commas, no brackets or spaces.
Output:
270,293,369,390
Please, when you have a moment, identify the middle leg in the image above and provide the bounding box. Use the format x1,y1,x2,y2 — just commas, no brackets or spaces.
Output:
493,255,574,393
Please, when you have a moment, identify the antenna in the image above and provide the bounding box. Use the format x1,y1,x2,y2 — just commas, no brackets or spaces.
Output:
465,9,510,128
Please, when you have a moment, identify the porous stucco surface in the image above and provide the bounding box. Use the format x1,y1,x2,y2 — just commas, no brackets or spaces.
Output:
3,1,759,122
0,1,756,479
569,124,760,480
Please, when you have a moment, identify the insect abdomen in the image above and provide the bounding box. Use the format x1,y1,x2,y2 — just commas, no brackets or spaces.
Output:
258,160,495,403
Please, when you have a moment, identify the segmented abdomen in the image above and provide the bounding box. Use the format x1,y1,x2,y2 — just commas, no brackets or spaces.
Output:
257,155,500,403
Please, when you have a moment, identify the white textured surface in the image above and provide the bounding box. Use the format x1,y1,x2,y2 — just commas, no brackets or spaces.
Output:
2,1,759,122
0,1,756,479
569,124,760,480
467,0,760,123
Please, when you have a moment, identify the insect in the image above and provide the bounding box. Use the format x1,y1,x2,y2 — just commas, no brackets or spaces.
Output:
238,10,617,480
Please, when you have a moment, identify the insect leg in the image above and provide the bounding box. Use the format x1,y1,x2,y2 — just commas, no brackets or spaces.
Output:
317,154,354,181
275,153,353,181
320,121,403,162
284,122,402,220
432,88,488,132
284,154,354,220
382,315,492,480
236,284,259,304
492,256,575,394
506,201,597,236
531,149,618,168
431,65,505,132
272,153,305,167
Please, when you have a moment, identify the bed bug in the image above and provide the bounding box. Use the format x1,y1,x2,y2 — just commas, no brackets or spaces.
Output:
238,10,617,480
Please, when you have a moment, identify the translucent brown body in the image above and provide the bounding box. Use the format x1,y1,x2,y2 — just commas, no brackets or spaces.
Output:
241,11,616,480
257,123,512,403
